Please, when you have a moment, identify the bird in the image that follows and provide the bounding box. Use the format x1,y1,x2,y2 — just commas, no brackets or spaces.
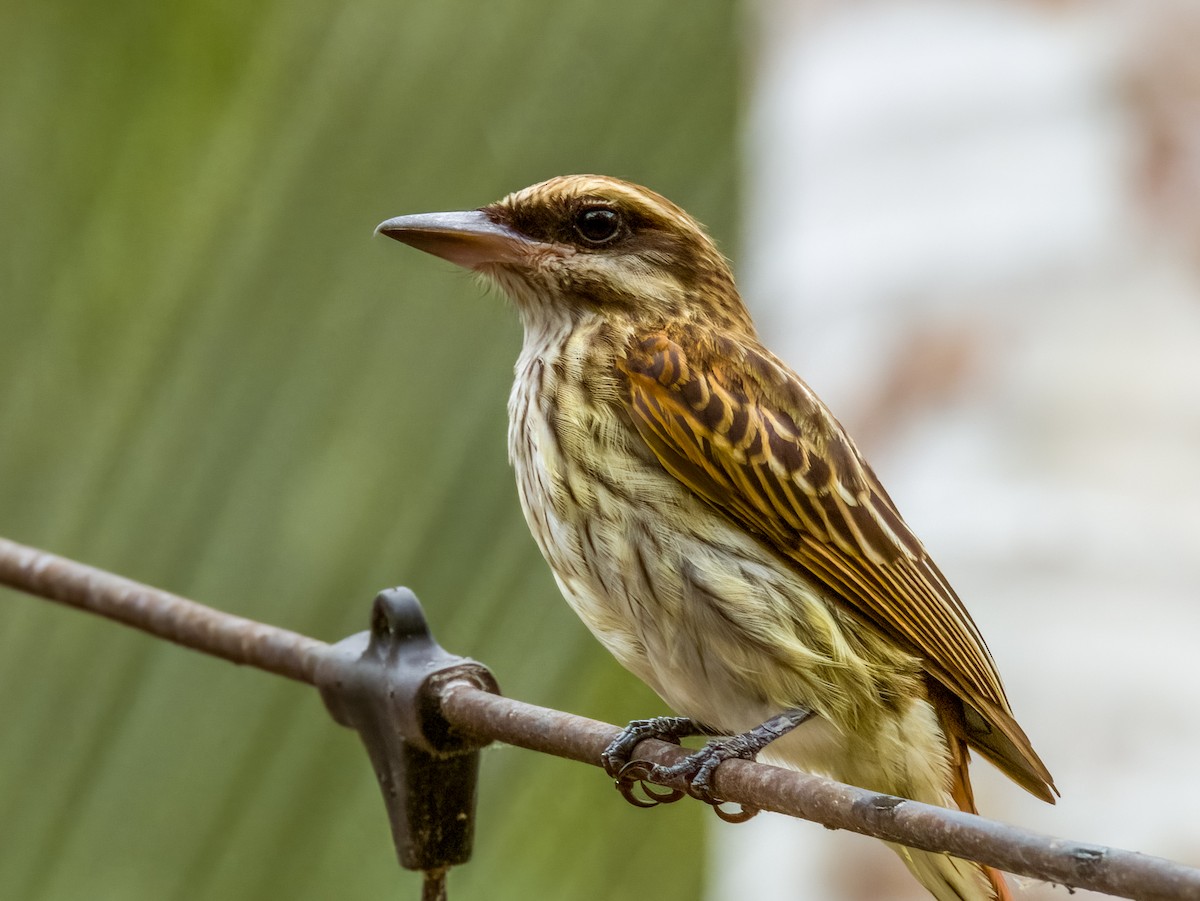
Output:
376,175,1056,901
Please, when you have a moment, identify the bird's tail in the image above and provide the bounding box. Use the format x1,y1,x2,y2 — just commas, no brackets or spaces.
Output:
889,842,1011,901
888,733,1012,901
764,693,1017,899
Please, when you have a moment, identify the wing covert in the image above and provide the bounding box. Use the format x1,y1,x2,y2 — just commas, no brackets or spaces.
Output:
620,330,1056,801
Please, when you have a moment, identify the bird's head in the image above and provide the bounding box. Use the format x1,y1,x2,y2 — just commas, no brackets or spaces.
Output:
376,175,753,335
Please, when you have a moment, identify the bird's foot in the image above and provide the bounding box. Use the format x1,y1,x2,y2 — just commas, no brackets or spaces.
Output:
612,707,813,824
602,716,703,777
617,738,761,823
603,716,705,808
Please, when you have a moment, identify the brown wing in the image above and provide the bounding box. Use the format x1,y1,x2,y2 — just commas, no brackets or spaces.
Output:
620,330,1056,802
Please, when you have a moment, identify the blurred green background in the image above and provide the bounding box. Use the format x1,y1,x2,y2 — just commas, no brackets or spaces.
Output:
0,1,738,899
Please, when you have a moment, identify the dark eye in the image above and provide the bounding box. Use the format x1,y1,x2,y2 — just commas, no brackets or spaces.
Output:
573,207,621,245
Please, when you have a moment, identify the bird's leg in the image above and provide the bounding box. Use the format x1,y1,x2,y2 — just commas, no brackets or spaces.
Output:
618,707,813,823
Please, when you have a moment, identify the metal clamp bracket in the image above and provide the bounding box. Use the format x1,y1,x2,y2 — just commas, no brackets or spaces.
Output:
315,587,498,898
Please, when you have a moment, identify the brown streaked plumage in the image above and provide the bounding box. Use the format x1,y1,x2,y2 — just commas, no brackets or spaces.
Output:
377,175,1056,901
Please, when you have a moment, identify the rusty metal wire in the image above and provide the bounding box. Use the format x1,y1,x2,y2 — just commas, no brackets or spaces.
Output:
438,686,1200,901
2,535,1198,901
0,536,326,684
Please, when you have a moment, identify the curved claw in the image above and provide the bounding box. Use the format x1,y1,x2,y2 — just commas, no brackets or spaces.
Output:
617,760,656,782
614,760,687,807
612,754,760,823
615,776,663,808
712,802,759,824
643,782,687,803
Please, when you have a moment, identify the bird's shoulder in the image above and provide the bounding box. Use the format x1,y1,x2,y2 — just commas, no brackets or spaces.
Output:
619,324,922,567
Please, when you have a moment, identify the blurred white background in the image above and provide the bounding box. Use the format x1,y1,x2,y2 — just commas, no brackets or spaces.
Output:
715,1,1200,897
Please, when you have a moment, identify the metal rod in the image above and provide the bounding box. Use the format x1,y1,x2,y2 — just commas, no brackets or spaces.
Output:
437,684,1199,901
0,536,326,684
421,870,447,901
2,535,1199,901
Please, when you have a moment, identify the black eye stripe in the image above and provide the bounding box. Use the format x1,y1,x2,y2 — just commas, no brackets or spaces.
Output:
573,207,622,245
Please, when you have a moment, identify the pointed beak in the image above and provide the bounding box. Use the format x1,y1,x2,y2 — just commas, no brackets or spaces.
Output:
375,210,532,270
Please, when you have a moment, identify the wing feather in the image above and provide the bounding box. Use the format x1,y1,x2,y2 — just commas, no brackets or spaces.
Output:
621,331,1056,801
